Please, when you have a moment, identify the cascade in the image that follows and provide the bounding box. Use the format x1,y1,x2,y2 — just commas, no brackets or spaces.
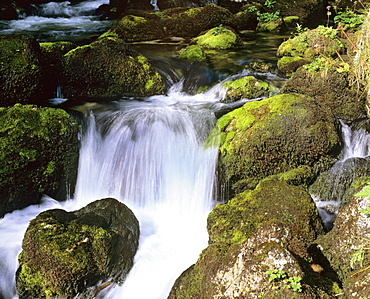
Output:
150,0,160,10
0,82,222,299
312,119,370,229
0,0,112,41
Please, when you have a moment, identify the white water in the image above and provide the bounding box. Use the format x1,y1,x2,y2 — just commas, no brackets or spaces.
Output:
0,84,221,299
0,0,111,41
313,119,370,228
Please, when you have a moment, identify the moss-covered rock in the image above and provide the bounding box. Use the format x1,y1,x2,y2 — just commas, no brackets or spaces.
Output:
40,41,75,75
313,187,370,298
168,178,335,299
61,37,165,100
191,26,243,50
282,66,367,121
0,104,80,217
178,45,207,62
277,26,343,60
16,198,140,299
215,93,340,196
277,56,310,77
163,4,234,37
0,34,57,107
221,75,277,103
232,4,260,31
102,12,166,42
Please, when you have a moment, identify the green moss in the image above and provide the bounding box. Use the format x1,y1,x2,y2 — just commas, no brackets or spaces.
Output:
193,27,239,50
0,104,79,213
277,56,306,69
258,21,279,32
121,15,147,29
178,45,207,62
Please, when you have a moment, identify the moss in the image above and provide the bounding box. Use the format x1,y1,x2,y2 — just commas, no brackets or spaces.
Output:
193,27,241,50
0,104,79,216
216,93,339,195
178,45,207,62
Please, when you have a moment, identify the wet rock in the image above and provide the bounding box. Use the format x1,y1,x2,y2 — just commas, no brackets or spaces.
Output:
313,190,370,298
61,36,165,100
191,26,243,50
0,34,57,107
0,104,79,217
178,45,207,62
221,75,276,103
16,198,140,299
215,93,340,196
168,178,336,299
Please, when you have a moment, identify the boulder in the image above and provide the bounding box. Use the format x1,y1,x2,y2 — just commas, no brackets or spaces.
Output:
214,93,340,197
16,198,140,299
168,178,337,299
0,104,79,217
281,67,367,121
221,75,277,103
0,34,57,107
191,26,243,50
61,36,165,100
313,187,370,298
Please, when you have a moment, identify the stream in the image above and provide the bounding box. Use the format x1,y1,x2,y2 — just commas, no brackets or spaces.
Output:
1,1,368,298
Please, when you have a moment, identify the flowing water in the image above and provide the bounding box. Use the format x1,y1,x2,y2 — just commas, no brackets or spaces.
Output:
0,1,315,298
312,119,370,229
0,0,112,42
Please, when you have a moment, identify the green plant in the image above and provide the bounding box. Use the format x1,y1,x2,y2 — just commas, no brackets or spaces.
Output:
351,249,366,269
264,0,276,9
211,24,229,35
334,8,365,30
245,5,257,13
317,25,338,39
354,185,370,215
257,11,280,22
266,269,303,293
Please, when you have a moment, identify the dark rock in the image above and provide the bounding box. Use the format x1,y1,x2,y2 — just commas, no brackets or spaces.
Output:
16,198,140,299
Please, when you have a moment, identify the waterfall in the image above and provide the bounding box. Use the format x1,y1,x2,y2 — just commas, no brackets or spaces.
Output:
311,119,370,229
150,0,160,10
0,84,221,299
0,0,112,41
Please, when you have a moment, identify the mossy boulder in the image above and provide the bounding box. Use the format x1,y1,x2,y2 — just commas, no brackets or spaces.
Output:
0,34,57,107
163,4,234,37
221,75,276,103
313,188,370,298
61,37,165,100
0,104,80,217
102,12,166,42
191,26,243,50
178,45,207,62
232,4,260,30
277,26,343,60
168,178,335,299
40,41,74,75
282,66,367,121
215,93,340,196
277,56,310,77
16,198,140,299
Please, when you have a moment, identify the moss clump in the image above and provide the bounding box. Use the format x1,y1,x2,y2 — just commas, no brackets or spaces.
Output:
222,75,276,103
0,34,56,106
216,93,339,196
61,37,165,99
0,104,79,216
192,26,243,50
16,198,140,299
178,45,207,62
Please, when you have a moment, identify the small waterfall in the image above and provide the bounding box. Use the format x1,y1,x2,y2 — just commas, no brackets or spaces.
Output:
150,0,160,10
0,83,221,299
311,119,370,229
0,0,112,41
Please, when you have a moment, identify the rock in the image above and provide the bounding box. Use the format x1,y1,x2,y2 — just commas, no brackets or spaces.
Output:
221,75,276,103
313,189,370,298
191,26,243,50
168,178,336,299
164,4,235,37
233,4,260,31
214,93,340,196
61,36,166,100
16,198,140,299
0,104,80,217
281,67,367,121
0,34,57,107
178,45,207,62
